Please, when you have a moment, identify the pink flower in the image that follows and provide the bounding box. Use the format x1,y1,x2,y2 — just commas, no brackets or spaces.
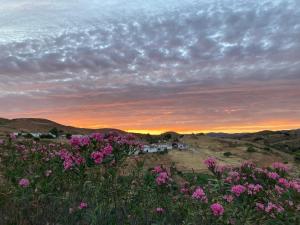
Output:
267,172,280,180
275,185,285,195
102,145,113,156
152,166,163,174
19,178,30,188
0,139,4,145
223,194,234,203
247,184,263,195
204,157,217,169
241,161,255,169
78,202,88,209
289,180,300,193
156,207,165,213
210,203,224,216
256,202,265,211
90,133,103,142
91,151,104,164
45,170,52,177
265,202,284,214
180,187,189,194
192,187,208,202
10,133,17,140
231,185,246,197
278,178,290,188
155,172,170,185
271,162,289,173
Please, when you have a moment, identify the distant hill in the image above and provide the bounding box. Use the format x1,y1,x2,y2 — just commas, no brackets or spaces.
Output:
207,129,300,154
0,118,125,135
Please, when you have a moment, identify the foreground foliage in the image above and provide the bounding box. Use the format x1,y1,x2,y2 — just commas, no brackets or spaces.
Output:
0,134,299,225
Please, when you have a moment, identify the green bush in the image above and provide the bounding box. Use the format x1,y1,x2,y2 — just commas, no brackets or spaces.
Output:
247,146,256,153
0,135,299,225
223,151,232,157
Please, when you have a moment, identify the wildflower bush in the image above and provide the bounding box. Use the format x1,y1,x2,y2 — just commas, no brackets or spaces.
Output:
0,134,299,225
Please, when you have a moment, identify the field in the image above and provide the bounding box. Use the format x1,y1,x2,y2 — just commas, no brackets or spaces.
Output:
0,133,299,225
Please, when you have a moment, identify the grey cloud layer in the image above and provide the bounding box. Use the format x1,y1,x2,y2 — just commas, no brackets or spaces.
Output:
0,0,300,89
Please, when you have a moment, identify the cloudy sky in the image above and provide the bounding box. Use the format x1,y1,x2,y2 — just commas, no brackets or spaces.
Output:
0,0,300,133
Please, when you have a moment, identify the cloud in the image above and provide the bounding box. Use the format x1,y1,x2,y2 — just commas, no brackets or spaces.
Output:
0,0,300,131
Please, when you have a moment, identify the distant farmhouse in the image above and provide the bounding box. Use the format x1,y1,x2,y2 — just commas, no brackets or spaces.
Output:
142,142,188,153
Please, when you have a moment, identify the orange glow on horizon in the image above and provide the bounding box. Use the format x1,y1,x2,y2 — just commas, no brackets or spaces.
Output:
68,119,300,135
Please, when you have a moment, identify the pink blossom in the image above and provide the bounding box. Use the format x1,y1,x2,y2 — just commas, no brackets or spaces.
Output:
102,145,113,156
267,172,280,180
231,185,246,197
223,194,234,203
155,172,169,185
192,187,208,202
45,170,52,177
275,185,285,195
180,187,189,194
210,203,224,216
247,184,263,195
241,160,255,169
19,178,30,188
156,207,165,213
265,202,284,214
204,157,216,169
256,202,265,211
90,133,103,142
271,162,289,173
0,139,4,145
289,180,300,193
91,151,104,164
78,202,88,209
10,133,17,140
278,178,290,188
152,166,163,174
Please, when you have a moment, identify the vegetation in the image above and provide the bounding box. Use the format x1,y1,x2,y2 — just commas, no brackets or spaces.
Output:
223,151,232,157
247,146,256,153
0,134,299,225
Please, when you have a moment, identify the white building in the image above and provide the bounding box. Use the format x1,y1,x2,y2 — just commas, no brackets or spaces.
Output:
142,144,172,153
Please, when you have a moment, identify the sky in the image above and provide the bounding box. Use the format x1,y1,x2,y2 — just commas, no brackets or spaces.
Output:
0,0,300,134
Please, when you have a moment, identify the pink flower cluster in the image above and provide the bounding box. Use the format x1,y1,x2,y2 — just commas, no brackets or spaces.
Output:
155,172,170,185
204,157,216,169
89,133,103,142
231,185,246,197
225,171,240,183
156,207,165,213
70,135,90,147
223,194,234,203
78,202,88,209
192,187,208,203
271,162,289,173
241,160,255,169
59,150,85,170
247,184,263,195
256,202,284,216
90,145,113,164
289,180,300,193
152,166,163,173
210,203,224,216
0,139,4,145
19,178,30,188
267,172,280,180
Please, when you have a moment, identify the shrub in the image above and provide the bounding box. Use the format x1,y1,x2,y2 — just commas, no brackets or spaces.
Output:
295,152,300,161
247,146,256,153
223,151,232,157
0,135,299,225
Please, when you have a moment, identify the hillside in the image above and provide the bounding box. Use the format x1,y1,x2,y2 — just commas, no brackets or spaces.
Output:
0,118,124,136
207,129,300,154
